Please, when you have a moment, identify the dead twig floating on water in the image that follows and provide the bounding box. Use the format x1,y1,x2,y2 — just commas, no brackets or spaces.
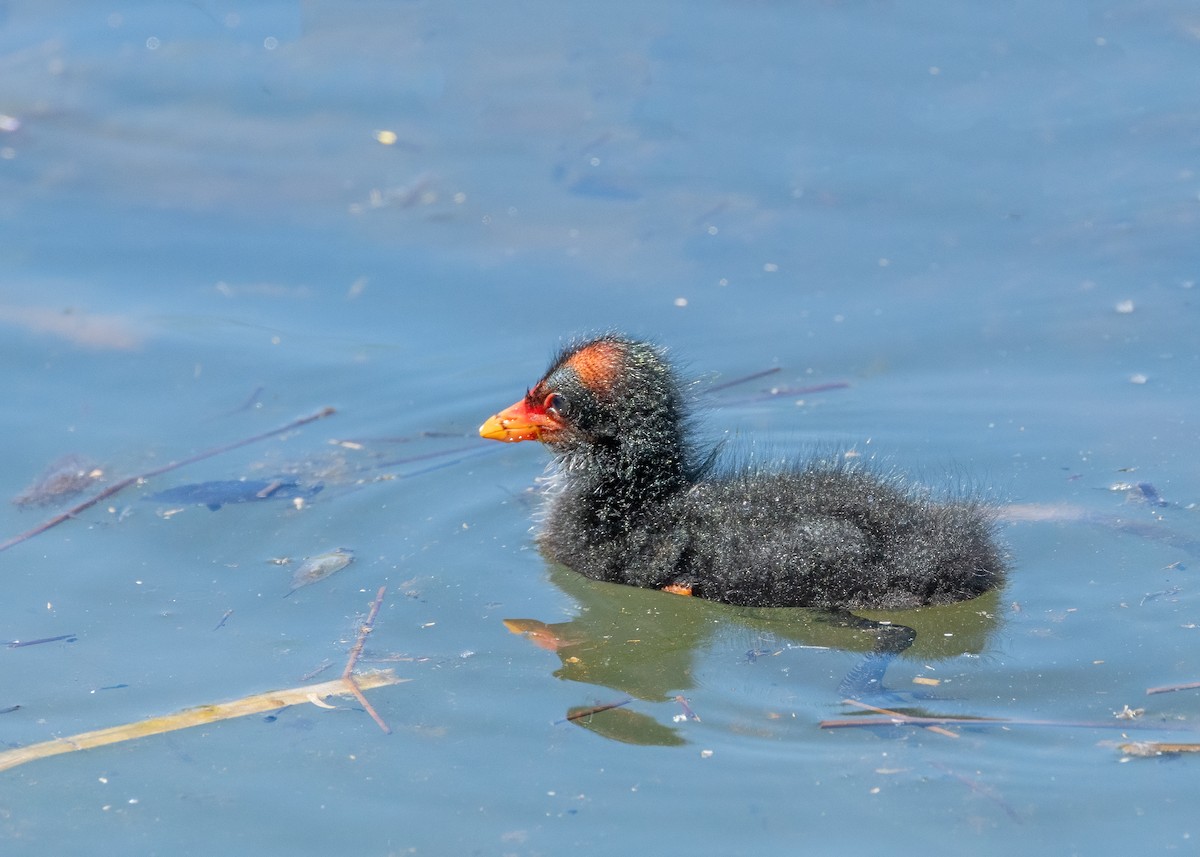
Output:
0,670,405,773
704,364,852,404
717,382,853,407
706,366,781,393
300,659,335,681
1146,680,1200,696
820,709,1198,733
342,586,392,734
372,444,493,471
7,634,77,648
343,679,391,734
1118,741,1200,758
560,698,633,724
841,698,960,739
344,586,387,679
0,406,336,554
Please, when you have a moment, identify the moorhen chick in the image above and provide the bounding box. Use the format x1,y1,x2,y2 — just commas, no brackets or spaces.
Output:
479,334,1006,610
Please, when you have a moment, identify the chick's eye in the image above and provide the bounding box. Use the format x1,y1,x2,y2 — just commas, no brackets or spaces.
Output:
543,393,566,418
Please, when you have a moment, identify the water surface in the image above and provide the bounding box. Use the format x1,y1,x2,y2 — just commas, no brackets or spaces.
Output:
2,2,1198,854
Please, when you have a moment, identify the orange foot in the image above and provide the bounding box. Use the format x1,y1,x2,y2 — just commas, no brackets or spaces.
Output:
661,583,693,597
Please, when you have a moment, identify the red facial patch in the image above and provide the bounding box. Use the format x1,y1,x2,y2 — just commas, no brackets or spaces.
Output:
564,339,625,396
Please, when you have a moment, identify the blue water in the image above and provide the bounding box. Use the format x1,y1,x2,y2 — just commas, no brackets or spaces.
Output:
2,1,1199,854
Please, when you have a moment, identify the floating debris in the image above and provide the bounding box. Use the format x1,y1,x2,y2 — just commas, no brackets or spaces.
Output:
1139,586,1182,606
707,366,782,393
1119,741,1200,758
144,479,322,511
561,698,633,723
0,407,336,555
8,633,77,648
286,547,355,596
1146,680,1200,696
0,670,404,773
300,659,335,681
13,454,103,508
1111,481,1170,507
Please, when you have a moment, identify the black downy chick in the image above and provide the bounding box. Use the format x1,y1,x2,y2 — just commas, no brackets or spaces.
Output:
480,334,1006,611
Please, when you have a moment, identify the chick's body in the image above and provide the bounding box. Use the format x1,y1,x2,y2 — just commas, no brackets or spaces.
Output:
481,335,1006,610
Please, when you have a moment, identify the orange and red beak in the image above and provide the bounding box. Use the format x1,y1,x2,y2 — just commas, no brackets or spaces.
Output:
479,398,550,443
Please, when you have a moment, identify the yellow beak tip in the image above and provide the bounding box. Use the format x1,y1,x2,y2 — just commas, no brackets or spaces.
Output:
478,418,502,440
479,415,538,442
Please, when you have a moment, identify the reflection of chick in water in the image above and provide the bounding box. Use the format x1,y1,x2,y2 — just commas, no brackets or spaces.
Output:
506,565,1004,746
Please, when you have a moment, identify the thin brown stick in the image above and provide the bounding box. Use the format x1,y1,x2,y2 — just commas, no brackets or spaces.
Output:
344,675,392,734
341,586,391,733
759,381,851,398
373,444,487,470
8,634,77,649
561,698,633,723
819,712,1190,731
344,586,387,679
0,406,336,554
842,698,960,739
1146,680,1200,696
707,366,782,393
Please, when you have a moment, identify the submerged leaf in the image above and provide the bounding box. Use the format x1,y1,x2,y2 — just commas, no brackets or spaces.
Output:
287,547,355,595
